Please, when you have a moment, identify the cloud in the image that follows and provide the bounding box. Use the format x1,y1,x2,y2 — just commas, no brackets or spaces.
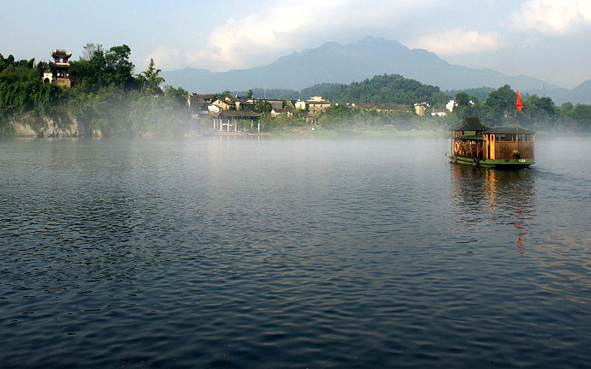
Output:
410,29,506,55
508,0,591,34
147,46,183,70
185,0,348,71
150,0,440,71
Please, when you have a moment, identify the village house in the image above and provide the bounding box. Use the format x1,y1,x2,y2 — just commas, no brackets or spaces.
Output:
307,96,332,114
446,100,455,112
208,104,221,114
266,99,285,111
226,95,248,110
213,110,262,132
185,91,452,122
431,100,458,116
414,102,429,116
270,105,295,118
294,99,307,111
212,98,233,111
431,108,448,117
187,94,215,116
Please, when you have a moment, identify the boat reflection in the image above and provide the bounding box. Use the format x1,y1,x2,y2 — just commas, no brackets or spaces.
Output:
451,165,536,253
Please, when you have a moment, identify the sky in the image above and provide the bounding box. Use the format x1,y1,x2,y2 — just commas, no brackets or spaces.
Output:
2,0,591,89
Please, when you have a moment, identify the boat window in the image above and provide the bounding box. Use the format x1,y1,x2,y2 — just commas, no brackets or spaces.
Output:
519,134,531,141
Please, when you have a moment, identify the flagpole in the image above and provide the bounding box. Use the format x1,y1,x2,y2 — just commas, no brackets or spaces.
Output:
516,89,523,154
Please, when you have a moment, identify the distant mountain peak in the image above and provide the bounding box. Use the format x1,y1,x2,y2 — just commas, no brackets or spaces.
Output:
356,36,398,45
320,41,340,48
162,36,574,103
166,66,211,74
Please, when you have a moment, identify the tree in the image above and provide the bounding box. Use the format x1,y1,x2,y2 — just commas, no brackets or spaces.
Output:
522,94,556,128
81,43,102,61
139,58,165,94
246,89,253,100
454,92,474,117
253,99,272,114
70,43,137,89
483,85,518,125
69,43,107,88
569,104,591,130
560,102,574,115
105,45,136,88
163,85,188,107
300,74,448,105
319,105,356,130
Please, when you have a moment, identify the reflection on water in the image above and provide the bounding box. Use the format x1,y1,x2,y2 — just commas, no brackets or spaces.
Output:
515,207,527,255
451,165,535,253
451,164,536,211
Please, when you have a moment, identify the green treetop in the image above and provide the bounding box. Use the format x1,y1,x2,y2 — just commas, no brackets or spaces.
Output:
138,58,165,94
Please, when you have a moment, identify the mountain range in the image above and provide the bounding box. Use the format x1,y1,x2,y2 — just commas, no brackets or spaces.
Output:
162,36,590,105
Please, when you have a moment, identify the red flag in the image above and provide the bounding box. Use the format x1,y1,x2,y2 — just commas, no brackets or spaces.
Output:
516,89,523,111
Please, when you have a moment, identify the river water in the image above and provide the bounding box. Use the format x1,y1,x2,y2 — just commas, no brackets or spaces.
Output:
1,135,590,368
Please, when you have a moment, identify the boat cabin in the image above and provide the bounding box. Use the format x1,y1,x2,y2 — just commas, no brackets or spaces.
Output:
449,117,535,167
482,126,535,161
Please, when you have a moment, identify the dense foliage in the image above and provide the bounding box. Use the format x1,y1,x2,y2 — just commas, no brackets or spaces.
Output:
301,74,449,105
447,87,493,104
0,56,63,135
250,77,591,133
1,44,191,137
257,82,591,133
453,84,591,131
301,77,591,132
311,105,452,133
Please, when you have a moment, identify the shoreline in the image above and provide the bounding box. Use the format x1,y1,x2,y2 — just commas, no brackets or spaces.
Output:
1,125,584,140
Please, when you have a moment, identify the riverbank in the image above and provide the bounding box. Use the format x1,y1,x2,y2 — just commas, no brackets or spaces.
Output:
2,118,450,139
2,116,576,140
208,125,450,138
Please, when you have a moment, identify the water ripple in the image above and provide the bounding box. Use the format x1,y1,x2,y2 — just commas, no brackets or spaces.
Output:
1,137,591,368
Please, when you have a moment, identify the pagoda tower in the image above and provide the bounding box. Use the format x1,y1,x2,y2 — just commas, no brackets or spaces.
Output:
42,62,53,84
50,49,72,87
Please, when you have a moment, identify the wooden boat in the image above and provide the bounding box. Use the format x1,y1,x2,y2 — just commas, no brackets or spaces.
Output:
447,117,535,169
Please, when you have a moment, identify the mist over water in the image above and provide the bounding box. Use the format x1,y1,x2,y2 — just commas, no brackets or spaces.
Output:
1,136,590,368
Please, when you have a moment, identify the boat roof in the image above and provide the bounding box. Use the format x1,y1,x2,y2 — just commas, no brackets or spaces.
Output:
454,117,490,132
485,126,535,134
453,117,535,134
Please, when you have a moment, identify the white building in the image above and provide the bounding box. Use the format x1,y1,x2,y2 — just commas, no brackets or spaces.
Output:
446,100,455,112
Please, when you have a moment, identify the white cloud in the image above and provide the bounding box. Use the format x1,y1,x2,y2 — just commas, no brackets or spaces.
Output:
508,0,591,34
150,0,441,71
410,29,506,55
186,0,347,71
147,46,183,71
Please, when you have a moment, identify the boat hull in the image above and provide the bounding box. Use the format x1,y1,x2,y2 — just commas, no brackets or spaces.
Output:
448,154,534,169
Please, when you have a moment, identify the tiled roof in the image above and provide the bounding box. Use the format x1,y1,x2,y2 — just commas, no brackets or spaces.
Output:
455,117,490,131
